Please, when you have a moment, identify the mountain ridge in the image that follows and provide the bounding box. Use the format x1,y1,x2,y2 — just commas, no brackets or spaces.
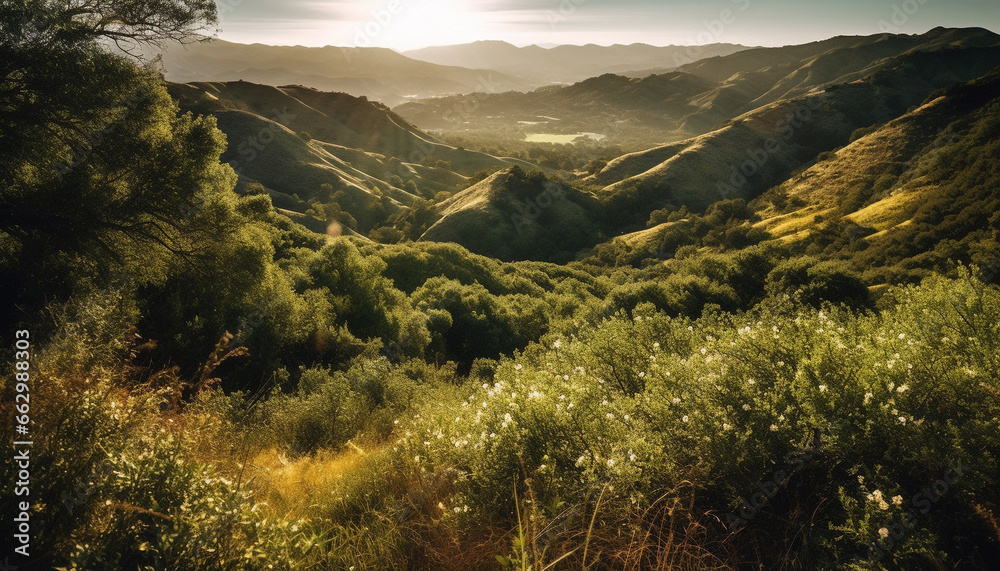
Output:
403,41,749,84
393,27,1000,150
157,39,535,106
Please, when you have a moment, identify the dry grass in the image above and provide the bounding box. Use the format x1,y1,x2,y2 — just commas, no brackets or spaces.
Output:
247,445,372,516
847,191,924,232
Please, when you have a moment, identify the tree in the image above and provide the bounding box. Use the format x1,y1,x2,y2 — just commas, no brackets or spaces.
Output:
1,0,217,56
0,0,222,327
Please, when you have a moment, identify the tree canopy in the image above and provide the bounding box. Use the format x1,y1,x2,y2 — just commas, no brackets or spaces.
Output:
0,0,224,327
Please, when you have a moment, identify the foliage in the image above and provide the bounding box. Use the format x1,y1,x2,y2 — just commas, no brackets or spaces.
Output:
5,7,1000,568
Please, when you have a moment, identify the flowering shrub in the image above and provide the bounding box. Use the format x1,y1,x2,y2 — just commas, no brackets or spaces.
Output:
398,271,1000,568
7,271,998,569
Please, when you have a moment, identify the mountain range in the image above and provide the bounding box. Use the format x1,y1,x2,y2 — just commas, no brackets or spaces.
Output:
394,28,1000,148
403,27,1000,265
163,27,1000,274
158,39,745,107
157,39,532,106
403,41,748,84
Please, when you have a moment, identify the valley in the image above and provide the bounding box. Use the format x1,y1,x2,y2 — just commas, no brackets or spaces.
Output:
4,4,1000,568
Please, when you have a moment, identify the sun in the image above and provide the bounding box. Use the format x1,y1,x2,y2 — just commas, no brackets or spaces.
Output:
372,0,487,50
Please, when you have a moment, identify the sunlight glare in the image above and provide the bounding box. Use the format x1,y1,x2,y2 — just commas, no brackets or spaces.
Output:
382,0,486,50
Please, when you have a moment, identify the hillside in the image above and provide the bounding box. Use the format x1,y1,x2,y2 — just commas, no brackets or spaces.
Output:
753,67,1000,283
394,28,1000,150
404,30,1000,269
395,71,719,146
585,66,1000,289
420,166,601,262
404,41,748,84
582,35,1000,226
157,39,534,106
169,81,537,232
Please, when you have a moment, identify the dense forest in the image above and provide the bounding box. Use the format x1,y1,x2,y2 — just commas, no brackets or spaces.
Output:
2,2,999,570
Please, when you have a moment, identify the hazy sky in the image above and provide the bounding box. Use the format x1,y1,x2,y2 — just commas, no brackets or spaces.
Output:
213,0,1000,51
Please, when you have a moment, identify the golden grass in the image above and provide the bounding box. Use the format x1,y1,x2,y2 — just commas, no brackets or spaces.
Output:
847,190,925,231
250,445,372,516
757,207,834,240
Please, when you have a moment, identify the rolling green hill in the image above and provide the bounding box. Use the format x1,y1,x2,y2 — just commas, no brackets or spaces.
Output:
753,66,1000,284
584,35,1000,226
169,81,538,232
407,31,1000,274
10,6,1000,568
587,66,1000,287
420,166,601,262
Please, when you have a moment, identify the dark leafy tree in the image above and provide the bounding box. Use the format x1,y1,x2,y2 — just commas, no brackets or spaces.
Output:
0,0,221,328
